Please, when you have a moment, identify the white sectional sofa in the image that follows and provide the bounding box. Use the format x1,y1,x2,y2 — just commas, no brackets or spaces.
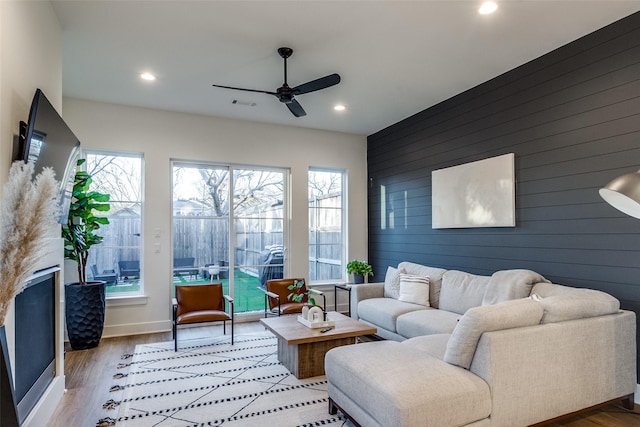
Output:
326,262,636,427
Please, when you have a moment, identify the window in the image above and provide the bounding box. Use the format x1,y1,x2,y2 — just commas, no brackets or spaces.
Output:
84,151,143,295
172,162,287,314
308,169,345,281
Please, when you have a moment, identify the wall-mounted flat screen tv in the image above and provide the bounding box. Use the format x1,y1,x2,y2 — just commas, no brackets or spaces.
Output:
20,89,80,223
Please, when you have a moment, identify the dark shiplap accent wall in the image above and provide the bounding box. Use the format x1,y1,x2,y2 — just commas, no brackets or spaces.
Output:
368,12,640,374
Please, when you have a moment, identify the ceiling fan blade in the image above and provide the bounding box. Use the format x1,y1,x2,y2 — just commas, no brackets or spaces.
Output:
292,73,341,96
212,84,277,96
286,99,306,117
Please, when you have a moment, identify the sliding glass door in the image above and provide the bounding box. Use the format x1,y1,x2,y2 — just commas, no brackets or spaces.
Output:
172,162,287,314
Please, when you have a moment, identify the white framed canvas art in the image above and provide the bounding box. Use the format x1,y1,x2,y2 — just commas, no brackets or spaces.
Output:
432,153,515,229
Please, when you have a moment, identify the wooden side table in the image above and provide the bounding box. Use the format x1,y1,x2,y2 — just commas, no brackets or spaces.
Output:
334,284,352,316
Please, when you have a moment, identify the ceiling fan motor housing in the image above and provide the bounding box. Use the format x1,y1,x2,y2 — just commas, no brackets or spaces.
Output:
277,85,294,103
211,46,340,117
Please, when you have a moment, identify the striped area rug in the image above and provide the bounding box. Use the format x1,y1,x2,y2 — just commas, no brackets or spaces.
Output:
103,330,348,427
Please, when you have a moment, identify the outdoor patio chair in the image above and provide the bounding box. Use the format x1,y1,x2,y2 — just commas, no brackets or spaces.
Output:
259,278,325,318
172,283,234,351
118,260,140,280
173,257,199,280
90,264,117,285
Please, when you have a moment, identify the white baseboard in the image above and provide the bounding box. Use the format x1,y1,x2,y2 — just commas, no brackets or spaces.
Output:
100,313,265,339
103,320,171,338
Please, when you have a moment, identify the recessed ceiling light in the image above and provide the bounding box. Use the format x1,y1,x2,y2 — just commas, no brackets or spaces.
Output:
334,104,346,111
478,1,498,15
140,72,156,81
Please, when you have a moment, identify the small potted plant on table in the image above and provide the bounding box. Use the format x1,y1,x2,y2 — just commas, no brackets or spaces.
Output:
346,260,373,284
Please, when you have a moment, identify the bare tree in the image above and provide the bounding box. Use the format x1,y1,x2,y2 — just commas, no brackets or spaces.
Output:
309,170,341,198
186,168,283,217
86,155,141,204
198,169,229,216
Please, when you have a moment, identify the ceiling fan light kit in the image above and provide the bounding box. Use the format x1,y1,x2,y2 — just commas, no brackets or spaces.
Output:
212,47,341,117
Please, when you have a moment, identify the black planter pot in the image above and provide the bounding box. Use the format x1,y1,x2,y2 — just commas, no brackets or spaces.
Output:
352,274,364,284
65,281,106,350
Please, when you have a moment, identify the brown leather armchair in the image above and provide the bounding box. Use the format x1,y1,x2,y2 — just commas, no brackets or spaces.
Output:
172,283,234,351
260,278,324,317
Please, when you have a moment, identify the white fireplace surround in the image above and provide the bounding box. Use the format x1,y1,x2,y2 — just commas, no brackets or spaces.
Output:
5,237,65,426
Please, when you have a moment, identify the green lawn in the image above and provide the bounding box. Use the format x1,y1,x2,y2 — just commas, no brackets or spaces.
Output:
106,270,265,313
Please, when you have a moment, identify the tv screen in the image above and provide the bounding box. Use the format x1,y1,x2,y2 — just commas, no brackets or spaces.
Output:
21,89,80,223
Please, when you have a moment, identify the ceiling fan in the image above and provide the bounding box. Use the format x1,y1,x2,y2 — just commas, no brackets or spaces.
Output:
212,47,341,118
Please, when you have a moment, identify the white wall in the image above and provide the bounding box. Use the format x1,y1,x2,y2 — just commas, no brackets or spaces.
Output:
62,98,368,336
1,1,62,183
0,2,65,422
0,0,62,350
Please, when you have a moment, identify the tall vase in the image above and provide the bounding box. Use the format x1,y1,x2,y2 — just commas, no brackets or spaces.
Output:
0,325,19,427
65,281,106,350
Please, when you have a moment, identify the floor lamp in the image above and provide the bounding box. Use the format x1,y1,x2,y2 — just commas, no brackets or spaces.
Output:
599,170,640,218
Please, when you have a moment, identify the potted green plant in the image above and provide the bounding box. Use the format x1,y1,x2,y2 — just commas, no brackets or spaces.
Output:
347,259,373,284
62,159,111,350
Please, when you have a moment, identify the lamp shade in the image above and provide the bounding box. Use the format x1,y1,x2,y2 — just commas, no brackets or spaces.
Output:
599,170,640,219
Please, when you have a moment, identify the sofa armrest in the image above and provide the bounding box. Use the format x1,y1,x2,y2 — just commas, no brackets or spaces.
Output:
350,283,384,319
470,310,636,427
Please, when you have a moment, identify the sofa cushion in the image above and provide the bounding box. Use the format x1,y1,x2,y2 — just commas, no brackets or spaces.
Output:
397,273,430,306
396,309,461,338
383,266,405,299
481,269,548,305
529,283,620,323
398,262,447,309
326,341,491,427
439,270,490,315
402,334,452,360
444,298,543,369
358,298,427,333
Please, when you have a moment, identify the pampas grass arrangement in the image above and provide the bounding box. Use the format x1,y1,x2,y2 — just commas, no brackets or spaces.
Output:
0,161,59,325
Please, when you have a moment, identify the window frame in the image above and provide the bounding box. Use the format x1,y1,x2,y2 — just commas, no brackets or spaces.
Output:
308,167,346,284
83,149,144,298
171,160,290,314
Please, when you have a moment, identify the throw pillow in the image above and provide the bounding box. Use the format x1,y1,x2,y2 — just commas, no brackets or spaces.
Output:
444,298,543,369
397,273,430,306
383,266,404,299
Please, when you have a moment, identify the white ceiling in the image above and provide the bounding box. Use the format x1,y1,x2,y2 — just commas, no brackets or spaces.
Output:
52,1,640,136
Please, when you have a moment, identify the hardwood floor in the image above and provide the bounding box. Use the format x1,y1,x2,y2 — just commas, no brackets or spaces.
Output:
48,322,640,426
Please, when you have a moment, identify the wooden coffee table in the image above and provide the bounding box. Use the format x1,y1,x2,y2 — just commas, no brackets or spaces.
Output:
260,311,376,379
